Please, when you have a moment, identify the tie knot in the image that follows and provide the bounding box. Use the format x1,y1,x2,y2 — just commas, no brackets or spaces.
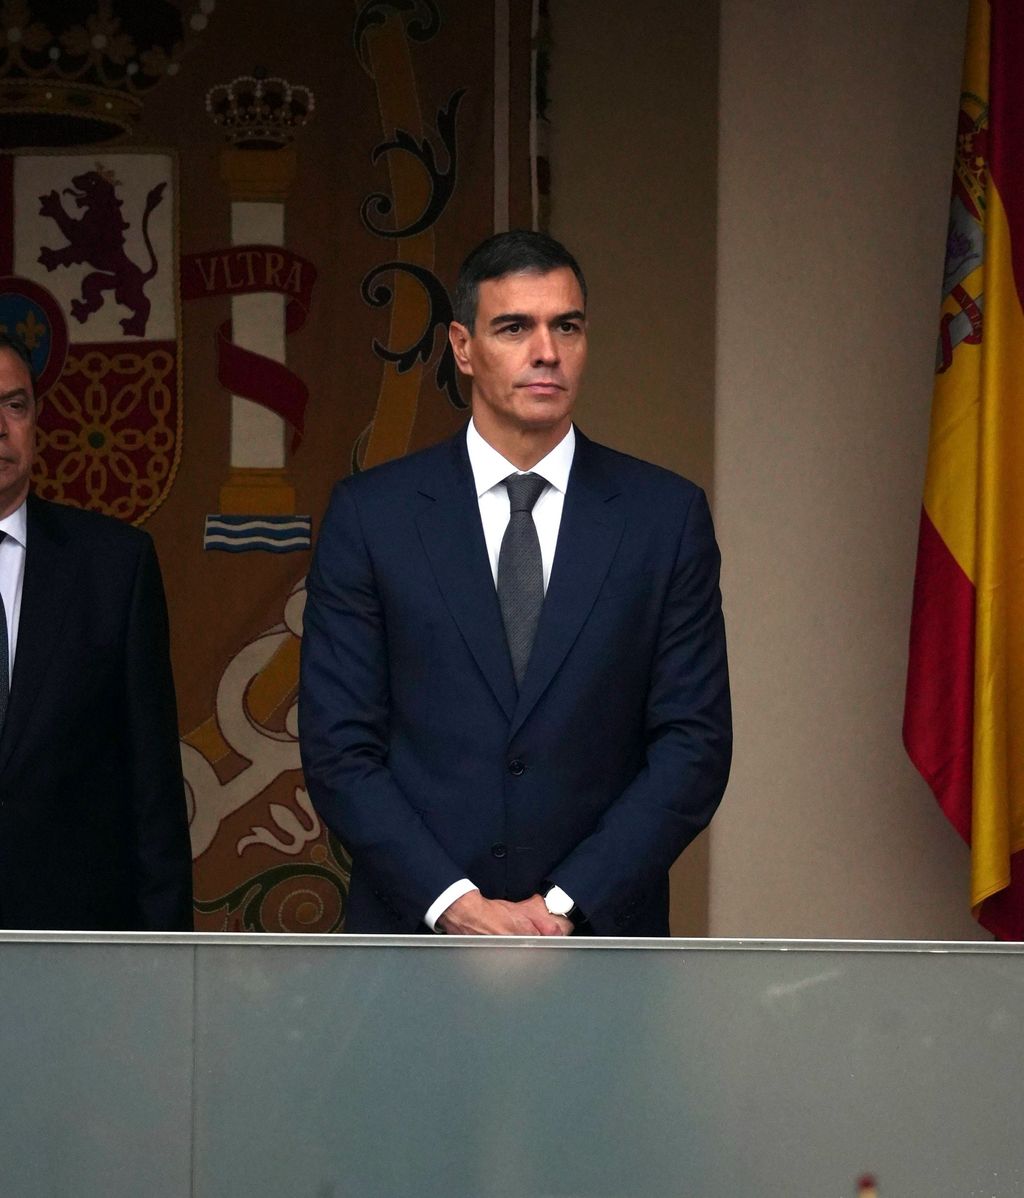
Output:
504,472,546,513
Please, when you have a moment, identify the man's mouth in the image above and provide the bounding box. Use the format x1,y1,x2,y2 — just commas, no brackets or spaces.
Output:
519,380,564,392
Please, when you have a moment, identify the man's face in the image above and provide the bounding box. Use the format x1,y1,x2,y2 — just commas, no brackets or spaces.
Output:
0,348,37,519
449,266,587,442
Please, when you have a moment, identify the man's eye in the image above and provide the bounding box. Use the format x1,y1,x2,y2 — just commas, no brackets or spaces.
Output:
559,322,581,334
500,323,523,335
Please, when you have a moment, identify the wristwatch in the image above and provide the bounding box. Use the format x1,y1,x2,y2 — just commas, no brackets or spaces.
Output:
542,883,581,927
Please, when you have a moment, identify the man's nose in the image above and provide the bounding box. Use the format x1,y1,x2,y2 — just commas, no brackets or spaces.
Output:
529,326,559,365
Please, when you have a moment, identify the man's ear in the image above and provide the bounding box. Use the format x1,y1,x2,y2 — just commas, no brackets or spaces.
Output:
448,321,474,376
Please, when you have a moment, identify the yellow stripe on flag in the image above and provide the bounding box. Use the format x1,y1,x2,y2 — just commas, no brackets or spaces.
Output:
922,1,989,579
972,176,1024,908
922,265,980,582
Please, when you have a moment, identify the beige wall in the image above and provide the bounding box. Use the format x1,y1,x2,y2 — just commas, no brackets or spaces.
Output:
550,0,987,939
548,1,720,933
712,0,983,938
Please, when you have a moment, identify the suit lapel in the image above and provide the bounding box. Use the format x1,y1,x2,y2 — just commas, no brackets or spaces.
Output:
416,432,518,722
0,495,73,774
510,432,624,740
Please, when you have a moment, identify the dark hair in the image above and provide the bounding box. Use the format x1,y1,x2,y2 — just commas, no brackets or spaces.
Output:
452,230,587,330
0,331,36,392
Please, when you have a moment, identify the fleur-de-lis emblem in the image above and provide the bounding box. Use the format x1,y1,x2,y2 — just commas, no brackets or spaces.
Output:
16,309,45,349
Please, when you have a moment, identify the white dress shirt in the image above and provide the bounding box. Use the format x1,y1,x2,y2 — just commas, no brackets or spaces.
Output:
424,421,576,930
0,499,28,687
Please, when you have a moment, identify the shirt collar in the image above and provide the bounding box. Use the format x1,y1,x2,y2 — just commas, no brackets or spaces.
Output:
0,497,28,550
466,419,576,499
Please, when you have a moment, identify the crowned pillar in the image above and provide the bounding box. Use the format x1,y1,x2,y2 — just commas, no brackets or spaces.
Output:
202,72,314,553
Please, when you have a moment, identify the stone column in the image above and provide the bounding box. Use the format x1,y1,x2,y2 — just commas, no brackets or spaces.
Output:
218,146,296,516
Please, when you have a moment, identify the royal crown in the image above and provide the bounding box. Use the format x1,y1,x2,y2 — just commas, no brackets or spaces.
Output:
0,0,215,148
205,71,315,150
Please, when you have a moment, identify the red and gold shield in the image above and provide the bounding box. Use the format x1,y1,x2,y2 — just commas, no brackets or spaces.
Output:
0,151,180,524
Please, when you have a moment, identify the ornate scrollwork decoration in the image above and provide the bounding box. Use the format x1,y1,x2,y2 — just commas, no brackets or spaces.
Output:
361,88,465,239
361,260,466,409
353,0,442,75
350,422,373,475
195,832,352,933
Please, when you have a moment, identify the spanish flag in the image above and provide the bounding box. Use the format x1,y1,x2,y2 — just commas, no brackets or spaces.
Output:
904,0,1024,939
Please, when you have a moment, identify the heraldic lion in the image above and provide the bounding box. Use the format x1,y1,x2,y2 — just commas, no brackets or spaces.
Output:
38,169,167,338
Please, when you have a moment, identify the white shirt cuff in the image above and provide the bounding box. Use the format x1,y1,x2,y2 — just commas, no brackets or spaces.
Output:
543,884,575,915
424,879,478,932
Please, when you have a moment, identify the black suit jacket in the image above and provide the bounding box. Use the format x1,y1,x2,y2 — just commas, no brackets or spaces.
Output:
299,428,731,935
0,494,192,930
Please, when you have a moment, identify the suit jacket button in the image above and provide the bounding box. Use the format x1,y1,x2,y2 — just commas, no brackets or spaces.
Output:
508,758,526,776
491,843,507,858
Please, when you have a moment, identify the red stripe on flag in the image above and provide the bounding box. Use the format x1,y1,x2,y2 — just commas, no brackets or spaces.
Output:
903,508,975,842
978,850,1024,939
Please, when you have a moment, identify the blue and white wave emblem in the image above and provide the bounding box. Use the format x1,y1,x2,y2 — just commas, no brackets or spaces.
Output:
204,514,312,553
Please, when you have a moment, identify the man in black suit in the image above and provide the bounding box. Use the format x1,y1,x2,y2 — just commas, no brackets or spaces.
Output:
300,231,731,935
0,332,192,930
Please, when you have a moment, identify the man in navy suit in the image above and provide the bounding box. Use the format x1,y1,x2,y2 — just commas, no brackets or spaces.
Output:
300,231,731,935
0,332,191,930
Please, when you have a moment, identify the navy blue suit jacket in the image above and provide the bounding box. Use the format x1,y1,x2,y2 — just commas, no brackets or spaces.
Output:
0,495,192,930
299,427,731,935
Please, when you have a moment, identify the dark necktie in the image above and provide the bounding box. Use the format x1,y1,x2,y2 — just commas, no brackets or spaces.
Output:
498,472,547,687
0,532,8,729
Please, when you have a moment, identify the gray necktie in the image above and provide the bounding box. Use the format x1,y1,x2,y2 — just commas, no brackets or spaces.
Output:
498,472,547,687
0,532,8,729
